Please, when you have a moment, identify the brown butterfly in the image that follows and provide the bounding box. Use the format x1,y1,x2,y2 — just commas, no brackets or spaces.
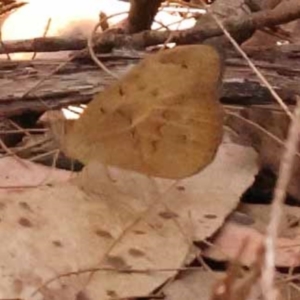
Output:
63,45,224,179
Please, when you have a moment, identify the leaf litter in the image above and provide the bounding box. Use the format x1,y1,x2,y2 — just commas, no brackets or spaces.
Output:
204,203,300,268
0,45,259,299
0,141,257,300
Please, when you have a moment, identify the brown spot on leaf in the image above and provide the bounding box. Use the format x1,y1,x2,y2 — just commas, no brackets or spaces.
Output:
133,230,146,235
106,290,118,297
13,279,23,294
151,88,159,97
119,86,124,96
19,202,32,212
196,240,208,251
176,186,185,191
137,81,146,91
159,211,179,219
181,63,188,69
106,255,130,269
18,217,32,227
95,229,113,239
128,248,145,258
76,291,90,300
204,214,217,219
52,240,63,247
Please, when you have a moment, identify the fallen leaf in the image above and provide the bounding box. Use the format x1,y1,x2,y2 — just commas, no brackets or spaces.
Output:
164,270,224,300
63,45,224,179
204,204,300,267
0,157,71,189
0,142,257,299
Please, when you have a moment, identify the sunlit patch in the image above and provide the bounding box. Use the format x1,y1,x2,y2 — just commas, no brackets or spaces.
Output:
1,0,206,60
166,43,176,48
2,0,129,41
277,40,290,46
1,0,130,59
62,105,85,120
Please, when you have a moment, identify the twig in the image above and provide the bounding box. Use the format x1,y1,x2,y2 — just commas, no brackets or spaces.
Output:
8,119,31,137
2,1,300,55
225,110,300,160
161,3,191,47
214,18,292,118
262,99,300,300
188,0,294,119
0,136,52,159
288,282,300,293
88,9,179,73
0,136,27,167
0,128,47,134
29,149,59,162
88,12,128,79
109,294,164,300
32,265,204,297
31,17,52,60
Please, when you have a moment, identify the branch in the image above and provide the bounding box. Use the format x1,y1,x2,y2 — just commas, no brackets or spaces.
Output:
0,37,87,53
0,0,299,54
126,0,163,33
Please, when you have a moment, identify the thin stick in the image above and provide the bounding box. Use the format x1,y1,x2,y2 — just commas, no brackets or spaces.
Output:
87,12,128,79
8,119,31,137
0,128,47,134
205,5,293,119
0,136,51,159
262,99,300,300
31,17,52,60
29,149,59,162
32,265,204,296
226,110,300,161
0,137,28,167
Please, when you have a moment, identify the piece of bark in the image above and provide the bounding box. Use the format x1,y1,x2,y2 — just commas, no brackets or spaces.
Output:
0,45,300,118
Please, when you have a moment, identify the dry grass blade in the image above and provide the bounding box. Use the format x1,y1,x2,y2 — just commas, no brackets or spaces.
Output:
31,17,52,60
175,0,293,119
0,137,28,168
87,11,128,79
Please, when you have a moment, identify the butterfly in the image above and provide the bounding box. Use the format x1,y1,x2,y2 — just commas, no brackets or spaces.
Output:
63,45,224,179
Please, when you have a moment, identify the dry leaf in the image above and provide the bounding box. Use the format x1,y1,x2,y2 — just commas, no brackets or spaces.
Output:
164,271,225,300
0,157,71,188
204,203,300,267
63,45,224,179
0,142,257,299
